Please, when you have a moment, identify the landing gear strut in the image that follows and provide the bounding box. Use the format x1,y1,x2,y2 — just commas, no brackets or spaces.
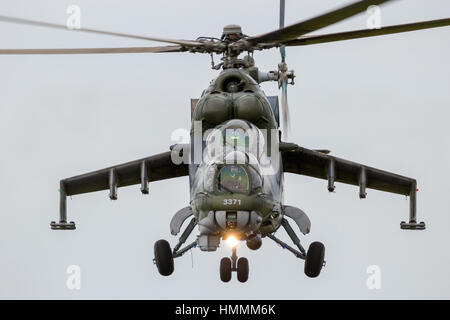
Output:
153,218,197,276
268,218,326,278
220,246,249,283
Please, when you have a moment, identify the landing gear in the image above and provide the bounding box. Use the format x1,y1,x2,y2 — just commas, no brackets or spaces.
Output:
304,242,325,278
237,257,249,282
268,218,326,278
220,246,249,283
154,217,198,277
154,240,174,276
220,258,232,282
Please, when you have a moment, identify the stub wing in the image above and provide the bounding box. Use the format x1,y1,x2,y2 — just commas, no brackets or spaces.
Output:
281,145,425,230
51,151,188,230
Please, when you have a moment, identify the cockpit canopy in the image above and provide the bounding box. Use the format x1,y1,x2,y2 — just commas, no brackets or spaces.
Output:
202,162,262,195
204,119,266,164
217,165,249,193
190,119,280,199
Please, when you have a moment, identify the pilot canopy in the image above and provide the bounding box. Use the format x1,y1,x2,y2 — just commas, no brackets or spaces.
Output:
203,119,265,164
190,119,281,199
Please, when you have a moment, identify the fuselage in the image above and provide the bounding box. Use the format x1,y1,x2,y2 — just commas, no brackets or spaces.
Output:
188,68,284,251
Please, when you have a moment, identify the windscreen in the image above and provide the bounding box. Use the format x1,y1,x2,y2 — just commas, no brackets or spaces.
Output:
223,128,250,150
217,165,249,193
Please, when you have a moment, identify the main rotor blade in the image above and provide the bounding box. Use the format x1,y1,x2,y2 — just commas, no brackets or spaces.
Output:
0,45,184,55
248,0,393,45
0,15,203,47
283,18,450,46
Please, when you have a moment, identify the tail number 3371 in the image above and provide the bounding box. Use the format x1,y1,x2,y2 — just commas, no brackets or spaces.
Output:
224,198,241,206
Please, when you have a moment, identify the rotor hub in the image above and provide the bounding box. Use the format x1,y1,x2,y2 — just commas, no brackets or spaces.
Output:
222,24,244,41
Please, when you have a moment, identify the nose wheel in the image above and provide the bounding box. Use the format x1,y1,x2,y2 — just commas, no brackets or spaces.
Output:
220,246,249,283
236,257,249,282
220,257,232,282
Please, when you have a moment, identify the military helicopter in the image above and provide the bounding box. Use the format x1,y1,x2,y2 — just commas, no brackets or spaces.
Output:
2,0,448,282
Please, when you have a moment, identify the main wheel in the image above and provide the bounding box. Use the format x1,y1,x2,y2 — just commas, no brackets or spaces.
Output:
154,239,174,276
304,241,325,278
220,258,232,282
237,257,249,283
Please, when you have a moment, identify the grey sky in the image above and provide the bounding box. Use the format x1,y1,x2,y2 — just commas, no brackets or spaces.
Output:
0,0,449,299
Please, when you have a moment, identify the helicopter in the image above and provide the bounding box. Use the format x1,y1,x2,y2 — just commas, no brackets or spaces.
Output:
2,0,448,282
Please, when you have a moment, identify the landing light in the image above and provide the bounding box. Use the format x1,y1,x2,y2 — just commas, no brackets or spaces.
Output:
225,235,240,248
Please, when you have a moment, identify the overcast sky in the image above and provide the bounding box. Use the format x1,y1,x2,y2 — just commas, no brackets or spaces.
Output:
0,0,449,299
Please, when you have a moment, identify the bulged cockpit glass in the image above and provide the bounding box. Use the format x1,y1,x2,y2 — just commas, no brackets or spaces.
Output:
217,165,249,193
190,119,281,201
204,119,265,164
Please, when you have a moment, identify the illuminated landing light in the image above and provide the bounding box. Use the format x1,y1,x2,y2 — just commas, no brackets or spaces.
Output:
225,235,240,248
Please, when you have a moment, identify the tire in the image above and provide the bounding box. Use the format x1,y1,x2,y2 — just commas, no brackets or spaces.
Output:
304,241,325,278
220,258,232,282
154,239,174,276
237,257,249,283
